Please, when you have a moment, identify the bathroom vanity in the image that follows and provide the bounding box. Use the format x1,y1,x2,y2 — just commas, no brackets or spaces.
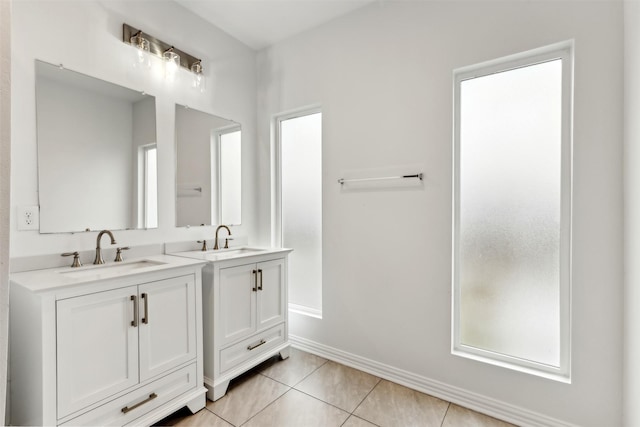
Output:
171,247,292,401
9,255,207,426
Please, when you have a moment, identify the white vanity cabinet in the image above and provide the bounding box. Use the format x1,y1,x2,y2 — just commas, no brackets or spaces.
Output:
172,248,292,401
218,258,285,346
206,253,291,400
9,255,207,426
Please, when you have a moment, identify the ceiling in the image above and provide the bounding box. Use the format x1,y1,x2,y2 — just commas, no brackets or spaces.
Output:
174,0,376,50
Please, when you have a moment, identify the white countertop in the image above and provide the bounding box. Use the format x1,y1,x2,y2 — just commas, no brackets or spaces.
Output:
10,254,207,292
170,246,292,263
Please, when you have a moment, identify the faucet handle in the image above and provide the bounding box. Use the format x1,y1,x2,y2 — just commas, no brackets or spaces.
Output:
114,247,130,262
197,240,208,251
61,252,82,268
224,237,234,249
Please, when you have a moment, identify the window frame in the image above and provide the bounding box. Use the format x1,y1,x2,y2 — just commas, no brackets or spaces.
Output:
272,106,323,319
452,41,574,382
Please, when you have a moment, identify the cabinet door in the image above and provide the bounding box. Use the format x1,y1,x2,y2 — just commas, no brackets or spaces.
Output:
256,258,286,331
57,286,139,419
219,263,257,345
139,275,197,381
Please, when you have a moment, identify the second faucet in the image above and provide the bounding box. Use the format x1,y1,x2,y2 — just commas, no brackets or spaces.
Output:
94,229,117,264
214,225,231,250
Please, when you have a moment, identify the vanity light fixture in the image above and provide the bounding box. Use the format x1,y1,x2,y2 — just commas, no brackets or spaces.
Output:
130,30,151,69
122,23,204,85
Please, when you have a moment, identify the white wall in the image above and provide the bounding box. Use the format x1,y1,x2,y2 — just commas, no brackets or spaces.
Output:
257,2,623,425
0,0,10,423
623,1,640,425
10,0,258,257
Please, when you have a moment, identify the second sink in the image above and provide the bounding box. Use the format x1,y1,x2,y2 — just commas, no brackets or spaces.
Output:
59,259,166,279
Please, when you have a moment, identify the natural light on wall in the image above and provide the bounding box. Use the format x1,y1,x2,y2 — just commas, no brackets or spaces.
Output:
219,127,242,225
453,42,573,381
139,144,158,229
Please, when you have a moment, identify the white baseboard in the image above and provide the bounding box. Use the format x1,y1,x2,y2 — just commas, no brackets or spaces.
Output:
290,335,577,427
288,303,322,319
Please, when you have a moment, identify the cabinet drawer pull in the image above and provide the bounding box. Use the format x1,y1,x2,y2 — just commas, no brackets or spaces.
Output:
252,270,258,292
141,293,149,324
247,339,266,351
258,269,263,291
121,392,158,414
130,295,138,327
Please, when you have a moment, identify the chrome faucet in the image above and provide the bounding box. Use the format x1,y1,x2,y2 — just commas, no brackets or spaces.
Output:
213,225,231,250
94,229,117,264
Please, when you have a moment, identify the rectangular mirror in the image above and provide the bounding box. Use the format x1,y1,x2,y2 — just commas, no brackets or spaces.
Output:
175,104,241,227
35,60,158,233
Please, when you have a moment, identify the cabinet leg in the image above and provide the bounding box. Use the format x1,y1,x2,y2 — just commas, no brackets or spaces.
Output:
186,393,206,414
279,345,291,360
212,380,231,401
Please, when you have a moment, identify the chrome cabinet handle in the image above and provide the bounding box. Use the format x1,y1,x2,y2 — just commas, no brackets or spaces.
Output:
121,392,157,413
247,339,266,351
130,295,138,327
252,270,258,292
141,293,149,324
258,269,263,291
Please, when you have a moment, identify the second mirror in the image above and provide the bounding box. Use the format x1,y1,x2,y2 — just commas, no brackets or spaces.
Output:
175,105,241,227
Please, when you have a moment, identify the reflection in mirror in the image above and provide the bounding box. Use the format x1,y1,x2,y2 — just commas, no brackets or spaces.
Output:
175,105,241,227
35,60,158,233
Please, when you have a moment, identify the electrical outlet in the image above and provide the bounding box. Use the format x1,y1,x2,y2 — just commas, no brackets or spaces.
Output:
18,206,39,231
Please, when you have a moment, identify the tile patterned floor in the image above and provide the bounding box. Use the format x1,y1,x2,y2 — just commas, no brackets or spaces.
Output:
156,348,516,427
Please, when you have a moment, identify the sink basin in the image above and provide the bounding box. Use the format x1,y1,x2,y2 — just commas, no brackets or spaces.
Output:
60,259,167,279
170,246,271,262
203,247,266,261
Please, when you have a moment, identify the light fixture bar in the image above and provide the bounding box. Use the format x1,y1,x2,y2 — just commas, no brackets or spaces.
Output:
123,23,202,73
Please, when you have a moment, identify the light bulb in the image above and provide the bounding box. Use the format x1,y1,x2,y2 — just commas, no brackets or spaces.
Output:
163,49,180,82
190,60,205,92
130,32,150,69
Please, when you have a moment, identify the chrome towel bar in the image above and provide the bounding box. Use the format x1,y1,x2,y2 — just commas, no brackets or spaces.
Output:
338,173,423,185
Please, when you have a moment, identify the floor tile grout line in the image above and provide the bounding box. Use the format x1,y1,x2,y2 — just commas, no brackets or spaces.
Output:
257,371,291,387
257,356,328,389
440,402,452,427
237,386,294,427
352,377,382,414
293,387,360,415
348,377,383,424
204,405,238,427
291,357,330,387
342,413,383,427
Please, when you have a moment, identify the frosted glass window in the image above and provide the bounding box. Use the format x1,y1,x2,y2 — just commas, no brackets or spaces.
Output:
453,44,572,380
280,112,323,316
219,129,241,225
